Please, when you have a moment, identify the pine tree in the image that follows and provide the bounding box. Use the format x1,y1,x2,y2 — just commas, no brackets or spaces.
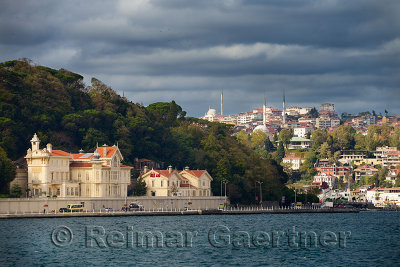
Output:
133,177,147,196
274,142,285,164
265,137,275,152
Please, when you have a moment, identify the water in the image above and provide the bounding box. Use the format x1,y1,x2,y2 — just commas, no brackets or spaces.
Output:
0,211,399,266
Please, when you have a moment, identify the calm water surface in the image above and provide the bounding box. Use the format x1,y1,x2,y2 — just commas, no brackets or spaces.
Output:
0,211,399,266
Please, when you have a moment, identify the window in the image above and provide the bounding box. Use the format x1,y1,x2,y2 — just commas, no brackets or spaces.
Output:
161,181,163,187
111,171,119,180
152,181,155,187
112,157,119,167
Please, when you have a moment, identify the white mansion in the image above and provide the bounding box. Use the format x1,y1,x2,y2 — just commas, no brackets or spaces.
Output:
25,134,132,198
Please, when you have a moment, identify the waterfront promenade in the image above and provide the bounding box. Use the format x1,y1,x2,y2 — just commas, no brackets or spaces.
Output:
0,206,359,219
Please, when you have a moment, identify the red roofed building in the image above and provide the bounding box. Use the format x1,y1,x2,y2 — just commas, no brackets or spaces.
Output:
139,166,213,197
381,150,400,167
354,164,378,181
315,159,352,180
25,133,132,198
282,153,304,170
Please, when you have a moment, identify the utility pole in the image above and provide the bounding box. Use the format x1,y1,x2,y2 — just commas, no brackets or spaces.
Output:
254,182,257,203
294,188,297,203
223,180,228,204
257,181,263,206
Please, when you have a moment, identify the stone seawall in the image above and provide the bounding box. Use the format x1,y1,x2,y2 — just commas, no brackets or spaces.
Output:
0,196,226,214
0,207,360,219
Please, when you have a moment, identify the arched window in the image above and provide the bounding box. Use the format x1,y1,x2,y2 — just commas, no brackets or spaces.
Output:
112,157,118,167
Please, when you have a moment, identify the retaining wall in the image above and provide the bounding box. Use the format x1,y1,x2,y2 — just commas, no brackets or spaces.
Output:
0,196,226,213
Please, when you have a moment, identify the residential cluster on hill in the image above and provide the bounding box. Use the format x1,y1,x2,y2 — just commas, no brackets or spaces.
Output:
199,92,400,207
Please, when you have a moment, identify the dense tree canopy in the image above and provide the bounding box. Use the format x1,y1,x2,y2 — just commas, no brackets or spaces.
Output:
0,59,288,202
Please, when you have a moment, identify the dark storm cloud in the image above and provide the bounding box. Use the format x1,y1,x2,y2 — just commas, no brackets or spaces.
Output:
0,0,399,116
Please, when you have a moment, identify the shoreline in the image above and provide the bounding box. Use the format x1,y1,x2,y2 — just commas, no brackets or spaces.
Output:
0,208,360,219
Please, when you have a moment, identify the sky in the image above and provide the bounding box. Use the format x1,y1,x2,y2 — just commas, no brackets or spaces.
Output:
1,0,399,117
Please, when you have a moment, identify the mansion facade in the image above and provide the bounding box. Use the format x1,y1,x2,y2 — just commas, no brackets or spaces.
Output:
26,134,132,198
140,166,213,197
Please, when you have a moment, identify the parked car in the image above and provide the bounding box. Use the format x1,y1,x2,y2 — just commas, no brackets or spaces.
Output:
105,207,113,211
129,202,144,211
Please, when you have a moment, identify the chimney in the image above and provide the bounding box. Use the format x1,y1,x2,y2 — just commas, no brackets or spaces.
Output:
103,144,107,158
185,166,190,171
46,143,52,153
168,165,173,173
143,165,148,174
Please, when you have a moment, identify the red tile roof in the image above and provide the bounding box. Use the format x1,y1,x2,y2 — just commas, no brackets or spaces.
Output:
72,153,85,159
355,164,378,171
181,170,206,178
385,151,400,156
70,146,118,160
70,162,92,168
137,158,152,162
120,164,133,168
97,146,117,158
50,150,71,157
150,170,174,178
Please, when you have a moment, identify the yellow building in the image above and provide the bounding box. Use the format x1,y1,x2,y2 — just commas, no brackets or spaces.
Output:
25,134,132,198
140,166,213,197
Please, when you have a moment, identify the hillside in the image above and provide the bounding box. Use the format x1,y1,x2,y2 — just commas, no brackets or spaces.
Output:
0,59,288,203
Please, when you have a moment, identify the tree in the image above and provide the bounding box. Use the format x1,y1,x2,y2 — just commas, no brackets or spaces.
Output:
332,125,356,150
265,137,275,152
281,162,293,182
273,132,278,143
307,107,319,118
395,174,400,187
0,146,16,193
9,184,22,198
318,142,331,158
274,142,285,164
333,151,341,163
251,130,267,150
279,129,293,149
377,167,389,185
236,130,249,146
299,151,317,180
82,128,108,150
311,129,328,150
132,177,147,196
216,156,230,182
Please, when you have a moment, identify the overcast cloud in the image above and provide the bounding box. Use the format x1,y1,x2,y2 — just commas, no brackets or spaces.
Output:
1,0,399,116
